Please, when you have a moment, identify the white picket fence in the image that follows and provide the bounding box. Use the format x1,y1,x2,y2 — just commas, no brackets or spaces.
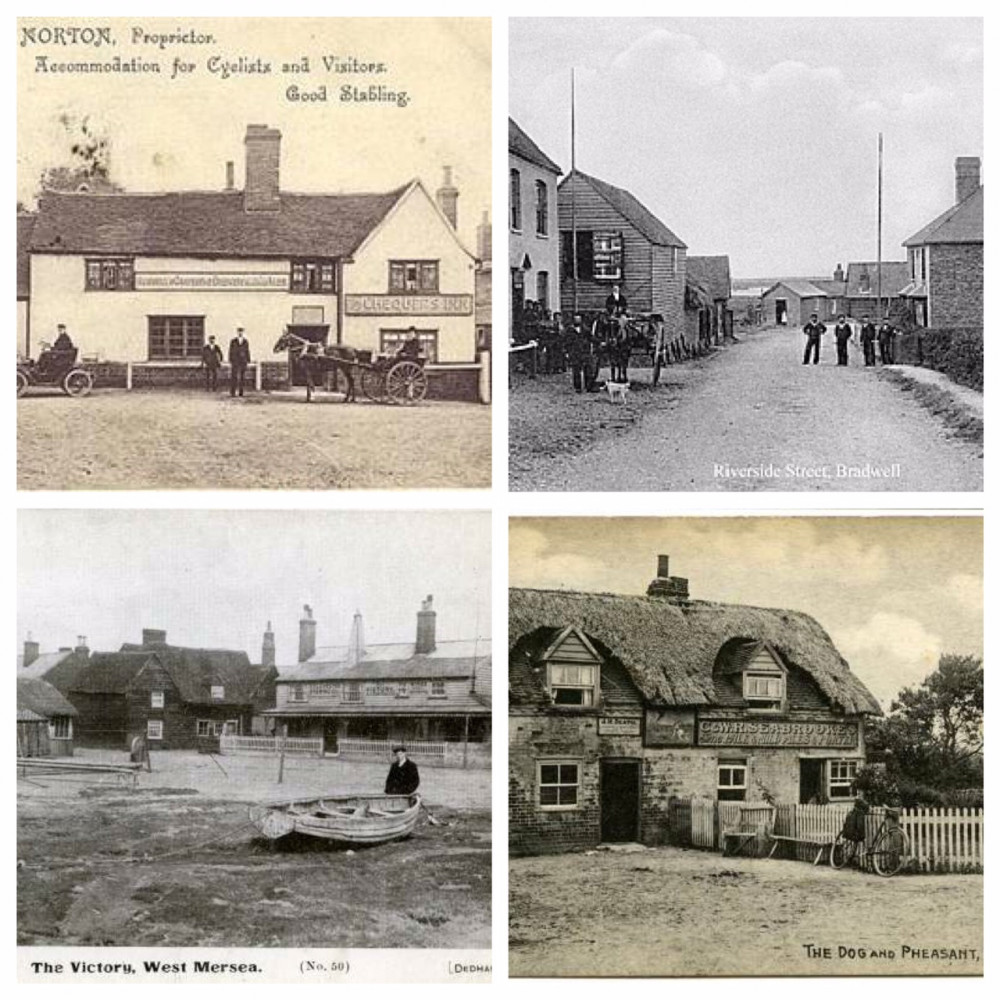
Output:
337,738,447,761
901,807,984,873
218,735,324,757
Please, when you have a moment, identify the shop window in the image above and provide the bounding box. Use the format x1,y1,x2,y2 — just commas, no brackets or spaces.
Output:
290,258,336,293
828,759,859,800
388,260,439,293
538,761,579,809
85,257,134,291
289,684,308,704
547,663,598,707
510,169,522,231
148,316,205,360
49,716,72,740
147,719,163,741
535,180,548,236
380,328,438,363
743,671,784,712
150,690,164,709
718,761,747,801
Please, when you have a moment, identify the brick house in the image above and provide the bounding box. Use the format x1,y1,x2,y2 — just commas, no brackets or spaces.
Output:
558,170,686,344
509,557,881,855
901,157,983,329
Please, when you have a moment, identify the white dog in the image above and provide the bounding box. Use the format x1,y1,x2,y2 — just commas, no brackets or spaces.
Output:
606,381,631,404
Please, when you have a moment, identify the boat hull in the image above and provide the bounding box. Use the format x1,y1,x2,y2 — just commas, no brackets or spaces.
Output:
249,792,421,845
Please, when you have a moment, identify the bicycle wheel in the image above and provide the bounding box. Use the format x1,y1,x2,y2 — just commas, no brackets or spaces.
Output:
871,827,908,877
829,834,857,870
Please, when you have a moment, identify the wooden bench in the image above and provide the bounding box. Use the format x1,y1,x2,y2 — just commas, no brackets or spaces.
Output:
767,834,836,865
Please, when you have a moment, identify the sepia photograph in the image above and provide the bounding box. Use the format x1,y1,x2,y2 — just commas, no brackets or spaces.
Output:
508,18,983,491
17,509,491,964
17,17,491,490
509,517,983,976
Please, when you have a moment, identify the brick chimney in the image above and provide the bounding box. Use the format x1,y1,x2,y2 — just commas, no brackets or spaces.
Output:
436,166,458,229
225,160,235,191
261,621,275,668
646,554,690,603
142,628,167,646
298,605,316,664
74,635,89,657
833,263,844,282
347,611,365,668
955,156,981,204
416,595,436,654
23,634,39,667
244,124,281,212
477,209,491,262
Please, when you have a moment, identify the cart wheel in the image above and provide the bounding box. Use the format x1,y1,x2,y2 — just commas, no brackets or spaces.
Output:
652,354,662,387
62,368,93,397
17,370,28,397
360,367,385,402
386,361,428,405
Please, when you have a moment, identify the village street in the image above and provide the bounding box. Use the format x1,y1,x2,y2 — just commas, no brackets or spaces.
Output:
510,846,983,977
510,326,983,491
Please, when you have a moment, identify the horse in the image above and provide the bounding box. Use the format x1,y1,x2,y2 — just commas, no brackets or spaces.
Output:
273,329,359,403
592,312,633,384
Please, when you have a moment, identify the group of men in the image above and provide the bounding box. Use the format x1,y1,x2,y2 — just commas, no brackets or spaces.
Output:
201,328,253,397
802,313,898,367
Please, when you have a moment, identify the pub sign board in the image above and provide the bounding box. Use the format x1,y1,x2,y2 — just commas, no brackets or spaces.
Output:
344,293,474,316
697,719,859,749
644,709,695,747
598,716,642,737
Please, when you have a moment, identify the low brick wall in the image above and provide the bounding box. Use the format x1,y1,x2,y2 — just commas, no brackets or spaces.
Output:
425,365,483,403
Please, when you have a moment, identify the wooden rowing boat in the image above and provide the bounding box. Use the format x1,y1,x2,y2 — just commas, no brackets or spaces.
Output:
248,792,421,845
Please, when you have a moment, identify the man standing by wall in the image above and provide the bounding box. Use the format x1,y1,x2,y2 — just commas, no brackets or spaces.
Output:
878,319,896,365
802,312,826,365
859,315,877,367
229,327,252,398
202,335,223,391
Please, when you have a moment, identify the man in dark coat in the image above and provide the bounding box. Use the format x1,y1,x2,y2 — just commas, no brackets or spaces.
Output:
859,314,877,367
384,746,420,795
877,319,896,365
605,284,628,317
802,312,826,365
833,314,852,366
565,313,594,393
229,327,252,397
53,324,75,353
202,335,223,391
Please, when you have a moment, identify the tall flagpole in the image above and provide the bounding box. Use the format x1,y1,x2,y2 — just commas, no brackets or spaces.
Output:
877,132,883,323
571,67,578,314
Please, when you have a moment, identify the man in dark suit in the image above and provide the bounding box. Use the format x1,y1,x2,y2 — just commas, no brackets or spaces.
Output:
833,314,852,366
202,335,223,391
229,327,252,397
877,319,896,365
385,746,420,795
802,312,826,365
859,314,877,367
605,284,628,317
565,313,593,393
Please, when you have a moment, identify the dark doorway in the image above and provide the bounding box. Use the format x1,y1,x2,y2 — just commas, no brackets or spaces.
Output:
323,719,339,754
799,758,824,804
775,298,788,325
600,759,641,843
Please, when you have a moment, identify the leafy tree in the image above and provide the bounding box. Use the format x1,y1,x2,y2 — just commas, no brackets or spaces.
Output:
37,114,122,197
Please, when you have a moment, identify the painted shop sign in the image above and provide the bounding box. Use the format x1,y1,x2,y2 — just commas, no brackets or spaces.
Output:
698,719,858,748
644,709,695,747
134,272,290,291
344,293,473,316
598,716,641,736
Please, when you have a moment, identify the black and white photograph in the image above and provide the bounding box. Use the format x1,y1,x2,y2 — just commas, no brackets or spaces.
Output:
17,509,491,977
509,517,983,977
17,17,491,490
508,18,983,491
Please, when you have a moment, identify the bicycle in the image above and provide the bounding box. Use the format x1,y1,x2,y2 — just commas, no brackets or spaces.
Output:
830,806,910,877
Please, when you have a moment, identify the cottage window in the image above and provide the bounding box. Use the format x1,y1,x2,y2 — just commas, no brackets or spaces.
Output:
396,682,409,699
290,258,336,293
743,672,784,712
538,761,579,809
211,685,225,701
535,180,548,236
718,761,747,801
379,328,438,363
548,663,598,707
85,257,134,291
510,169,522,231
289,684,308,704
150,690,164,709
342,682,363,704
197,719,220,737
49,716,72,740
148,316,205,360
828,759,859,800
388,260,439,294
430,680,447,699
592,232,623,281
147,719,163,741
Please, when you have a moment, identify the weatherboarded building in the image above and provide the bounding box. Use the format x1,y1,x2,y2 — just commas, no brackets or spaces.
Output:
17,675,78,757
509,557,881,855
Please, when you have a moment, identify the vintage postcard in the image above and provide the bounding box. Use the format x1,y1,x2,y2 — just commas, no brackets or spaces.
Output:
509,516,983,976
508,18,983,492
17,17,491,490
17,509,492,983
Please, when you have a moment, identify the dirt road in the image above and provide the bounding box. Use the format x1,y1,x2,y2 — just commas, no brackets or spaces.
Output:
510,327,982,491
510,846,982,977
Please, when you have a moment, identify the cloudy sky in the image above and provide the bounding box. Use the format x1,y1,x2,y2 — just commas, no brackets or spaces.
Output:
509,517,982,710
17,17,490,248
19,510,490,667
510,17,982,277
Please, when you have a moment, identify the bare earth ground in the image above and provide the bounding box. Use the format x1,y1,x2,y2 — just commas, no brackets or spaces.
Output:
17,389,491,490
509,326,983,491
18,750,490,948
510,846,983,977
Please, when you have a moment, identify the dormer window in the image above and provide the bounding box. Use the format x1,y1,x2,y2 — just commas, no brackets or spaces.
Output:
715,638,787,713
211,685,225,702
743,671,784,712
548,663,598,706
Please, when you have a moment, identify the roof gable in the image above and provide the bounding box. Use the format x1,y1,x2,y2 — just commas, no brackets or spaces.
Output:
904,186,983,246
762,279,829,299
119,643,257,704
540,626,603,664
509,118,562,175
844,261,910,297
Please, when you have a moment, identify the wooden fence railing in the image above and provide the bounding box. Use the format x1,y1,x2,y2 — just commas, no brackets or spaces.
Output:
337,739,448,761
218,735,323,757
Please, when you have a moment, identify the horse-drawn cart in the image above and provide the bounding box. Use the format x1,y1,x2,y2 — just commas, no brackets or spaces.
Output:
17,346,93,398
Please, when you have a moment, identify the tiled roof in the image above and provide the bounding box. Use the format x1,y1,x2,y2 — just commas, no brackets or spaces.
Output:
18,649,73,680
844,261,910,298
686,256,732,301
509,118,562,175
118,642,261,704
904,186,983,246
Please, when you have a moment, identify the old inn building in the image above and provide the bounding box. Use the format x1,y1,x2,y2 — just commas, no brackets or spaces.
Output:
509,557,881,855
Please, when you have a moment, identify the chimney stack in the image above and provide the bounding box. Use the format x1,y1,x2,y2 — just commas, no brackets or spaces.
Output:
75,635,89,657
261,621,275,668
477,209,492,263
23,634,39,668
298,605,316,664
833,263,844,282
416,595,437,654
436,166,458,229
646,554,690,602
244,124,282,212
225,160,235,191
142,628,167,646
347,611,365,667
955,156,981,205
